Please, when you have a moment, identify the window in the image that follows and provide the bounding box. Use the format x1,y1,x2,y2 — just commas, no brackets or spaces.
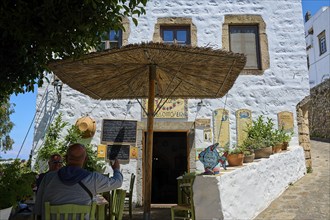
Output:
100,29,123,50
229,25,261,70
161,26,190,45
153,17,197,47
222,15,269,75
318,31,327,55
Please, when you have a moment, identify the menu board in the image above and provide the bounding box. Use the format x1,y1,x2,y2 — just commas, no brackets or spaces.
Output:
101,120,137,143
107,144,130,161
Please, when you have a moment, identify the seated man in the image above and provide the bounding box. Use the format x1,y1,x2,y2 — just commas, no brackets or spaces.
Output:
34,143,123,219
36,153,63,189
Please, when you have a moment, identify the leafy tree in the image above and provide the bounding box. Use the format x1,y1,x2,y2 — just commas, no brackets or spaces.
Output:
37,113,105,172
0,0,148,101
0,97,15,152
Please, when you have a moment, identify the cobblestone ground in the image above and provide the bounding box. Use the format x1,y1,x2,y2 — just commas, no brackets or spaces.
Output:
255,140,330,220
123,141,330,220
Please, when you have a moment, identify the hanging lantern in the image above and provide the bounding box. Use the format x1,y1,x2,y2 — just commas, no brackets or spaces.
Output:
75,116,96,139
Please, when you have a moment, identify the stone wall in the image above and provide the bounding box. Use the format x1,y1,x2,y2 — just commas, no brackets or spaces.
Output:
309,79,330,140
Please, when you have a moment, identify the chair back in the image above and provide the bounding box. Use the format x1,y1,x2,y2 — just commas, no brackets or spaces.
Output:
129,173,135,196
110,189,126,220
177,175,195,207
44,202,96,220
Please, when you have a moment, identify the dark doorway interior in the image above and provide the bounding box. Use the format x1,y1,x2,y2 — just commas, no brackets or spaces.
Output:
148,132,187,204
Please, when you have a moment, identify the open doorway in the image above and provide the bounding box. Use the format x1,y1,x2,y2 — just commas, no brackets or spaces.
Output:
147,131,188,204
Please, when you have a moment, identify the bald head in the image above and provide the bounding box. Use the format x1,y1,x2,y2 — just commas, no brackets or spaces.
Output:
66,143,87,167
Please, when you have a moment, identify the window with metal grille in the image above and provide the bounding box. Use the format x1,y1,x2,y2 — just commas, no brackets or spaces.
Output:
318,31,327,55
229,25,261,70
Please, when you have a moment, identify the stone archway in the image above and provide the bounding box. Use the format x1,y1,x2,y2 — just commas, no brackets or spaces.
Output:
296,96,312,172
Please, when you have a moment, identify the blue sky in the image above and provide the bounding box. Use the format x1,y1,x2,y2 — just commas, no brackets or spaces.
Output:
2,0,330,160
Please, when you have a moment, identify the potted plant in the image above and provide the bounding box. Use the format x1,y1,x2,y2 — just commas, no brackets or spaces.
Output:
278,128,293,150
226,145,245,166
243,116,274,159
271,129,283,154
243,149,255,163
0,160,36,220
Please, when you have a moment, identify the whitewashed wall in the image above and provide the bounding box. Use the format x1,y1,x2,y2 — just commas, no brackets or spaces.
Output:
33,0,309,206
305,6,330,88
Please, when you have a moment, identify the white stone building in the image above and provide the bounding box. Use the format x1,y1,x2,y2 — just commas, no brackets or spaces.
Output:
33,0,309,218
305,6,330,88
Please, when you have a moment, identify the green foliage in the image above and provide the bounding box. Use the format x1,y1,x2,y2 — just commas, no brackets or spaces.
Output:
0,97,15,152
0,0,148,101
224,144,245,155
37,113,105,172
0,160,37,209
243,115,276,150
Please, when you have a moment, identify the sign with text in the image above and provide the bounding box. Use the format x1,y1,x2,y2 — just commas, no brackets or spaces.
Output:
107,144,130,161
101,120,137,143
213,109,230,148
236,109,252,147
142,98,187,118
277,111,294,132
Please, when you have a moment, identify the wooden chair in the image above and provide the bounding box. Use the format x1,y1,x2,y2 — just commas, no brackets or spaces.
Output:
124,173,135,219
110,189,126,220
171,175,195,220
44,201,97,220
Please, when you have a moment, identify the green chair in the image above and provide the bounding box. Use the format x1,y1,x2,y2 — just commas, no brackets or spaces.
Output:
124,173,136,219
44,201,97,220
171,175,195,220
110,189,126,220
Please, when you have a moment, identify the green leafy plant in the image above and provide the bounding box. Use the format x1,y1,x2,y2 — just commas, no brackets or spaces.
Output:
0,160,37,209
0,0,148,101
37,114,105,172
0,97,15,153
243,115,276,150
225,145,245,155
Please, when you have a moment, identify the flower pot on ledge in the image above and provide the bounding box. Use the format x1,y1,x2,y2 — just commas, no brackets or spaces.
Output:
254,146,273,159
227,153,244,166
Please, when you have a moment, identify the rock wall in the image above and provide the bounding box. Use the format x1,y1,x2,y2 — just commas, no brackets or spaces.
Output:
309,79,330,140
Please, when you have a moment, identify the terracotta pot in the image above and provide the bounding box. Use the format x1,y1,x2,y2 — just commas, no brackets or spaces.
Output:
282,142,289,150
227,153,244,166
243,153,255,163
272,144,282,153
254,146,273,159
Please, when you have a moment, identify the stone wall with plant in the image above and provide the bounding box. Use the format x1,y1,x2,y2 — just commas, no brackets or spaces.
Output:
309,79,330,140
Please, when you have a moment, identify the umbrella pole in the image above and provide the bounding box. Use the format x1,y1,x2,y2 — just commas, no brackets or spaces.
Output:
144,64,156,220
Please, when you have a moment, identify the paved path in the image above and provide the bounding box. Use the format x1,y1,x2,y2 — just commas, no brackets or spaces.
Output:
255,140,330,220
123,140,329,220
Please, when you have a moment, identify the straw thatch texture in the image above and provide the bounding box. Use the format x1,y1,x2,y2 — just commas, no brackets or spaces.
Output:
49,42,246,100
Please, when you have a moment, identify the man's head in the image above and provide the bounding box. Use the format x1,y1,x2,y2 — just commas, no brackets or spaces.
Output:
48,153,63,171
65,143,88,167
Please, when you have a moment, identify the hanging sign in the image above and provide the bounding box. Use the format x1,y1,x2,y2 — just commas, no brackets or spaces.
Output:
213,109,230,148
101,120,137,143
97,144,106,158
107,144,130,161
236,109,252,147
130,146,138,159
142,98,187,118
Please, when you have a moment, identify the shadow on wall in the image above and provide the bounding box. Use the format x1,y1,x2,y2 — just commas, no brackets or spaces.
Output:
32,87,61,167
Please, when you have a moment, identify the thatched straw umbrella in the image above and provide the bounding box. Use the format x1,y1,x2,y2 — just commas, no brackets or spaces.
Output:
49,42,246,220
